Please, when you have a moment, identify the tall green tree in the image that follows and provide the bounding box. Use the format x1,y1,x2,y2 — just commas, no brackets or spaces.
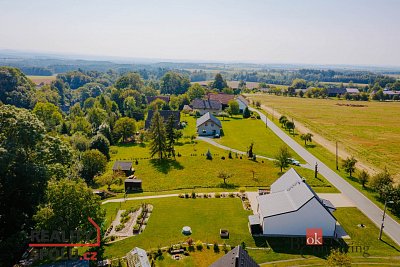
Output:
86,107,107,130
370,168,393,199
115,72,144,90
358,170,370,188
212,73,227,91
123,96,137,118
80,149,107,183
285,121,295,134
33,102,63,132
0,105,72,265
33,178,105,250
342,156,357,178
90,134,110,160
149,110,167,159
300,133,313,146
279,115,288,127
0,67,35,108
94,171,123,191
274,146,292,172
227,100,240,115
187,83,206,100
160,72,190,95
114,117,136,143
165,115,181,158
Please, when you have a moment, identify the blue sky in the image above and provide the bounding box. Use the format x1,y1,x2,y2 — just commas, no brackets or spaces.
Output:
0,0,399,65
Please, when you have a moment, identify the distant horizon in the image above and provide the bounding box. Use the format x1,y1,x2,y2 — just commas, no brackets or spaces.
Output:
1,48,400,71
1,0,400,67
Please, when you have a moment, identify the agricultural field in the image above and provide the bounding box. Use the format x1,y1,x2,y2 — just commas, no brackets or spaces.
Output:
247,94,400,179
27,75,56,85
101,199,400,266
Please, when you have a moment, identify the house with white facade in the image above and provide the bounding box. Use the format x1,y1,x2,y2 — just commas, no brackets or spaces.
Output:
236,95,249,113
249,168,337,237
196,112,222,136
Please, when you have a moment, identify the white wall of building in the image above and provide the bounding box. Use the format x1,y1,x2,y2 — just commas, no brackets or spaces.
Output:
262,198,336,237
197,120,221,136
237,99,246,112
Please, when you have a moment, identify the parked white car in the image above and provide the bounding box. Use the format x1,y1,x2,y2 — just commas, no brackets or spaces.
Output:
288,158,300,166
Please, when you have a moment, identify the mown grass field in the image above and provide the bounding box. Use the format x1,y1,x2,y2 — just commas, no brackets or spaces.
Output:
102,113,336,194
27,75,56,85
183,114,302,161
102,199,400,266
105,140,334,193
247,94,400,178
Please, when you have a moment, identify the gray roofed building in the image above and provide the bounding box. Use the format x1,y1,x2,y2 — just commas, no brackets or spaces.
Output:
196,112,222,136
112,161,134,176
327,87,346,97
191,98,222,115
346,88,360,94
191,98,222,109
210,245,259,267
253,168,337,237
196,112,221,128
112,161,133,171
145,110,181,129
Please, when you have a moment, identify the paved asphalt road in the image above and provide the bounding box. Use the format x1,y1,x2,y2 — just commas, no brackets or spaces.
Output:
249,107,400,246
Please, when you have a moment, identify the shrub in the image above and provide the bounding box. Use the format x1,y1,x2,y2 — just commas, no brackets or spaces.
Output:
185,192,190,198
120,215,130,224
221,156,225,160
228,151,233,159
223,243,229,253
195,240,203,251
215,192,221,198
206,149,213,160
228,192,235,198
191,191,196,199
213,242,220,253
179,193,184,198
115,224,125,232
132,224,140,232
239,187,246,193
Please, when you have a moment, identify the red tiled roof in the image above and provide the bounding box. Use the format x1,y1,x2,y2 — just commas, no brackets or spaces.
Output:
207,93,235,105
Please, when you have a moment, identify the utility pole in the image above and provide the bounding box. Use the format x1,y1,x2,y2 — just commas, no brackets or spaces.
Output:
379,199,394,240
336,141,339,170
314,162,318,178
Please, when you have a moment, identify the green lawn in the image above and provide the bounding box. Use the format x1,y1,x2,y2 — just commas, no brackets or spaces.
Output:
102,200,399,266
103,198,255,258
215,116,302,162
104,139,336,193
